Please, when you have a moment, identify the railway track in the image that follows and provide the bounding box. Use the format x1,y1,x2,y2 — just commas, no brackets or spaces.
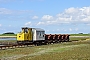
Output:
0,40,71,50
0,43,34,50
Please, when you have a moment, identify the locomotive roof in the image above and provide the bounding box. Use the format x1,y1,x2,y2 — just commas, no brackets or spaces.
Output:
21,27,45,31
32,28,45,31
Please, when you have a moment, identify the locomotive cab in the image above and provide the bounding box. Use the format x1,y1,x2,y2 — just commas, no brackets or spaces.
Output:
17,27,45,45
17,27,32,43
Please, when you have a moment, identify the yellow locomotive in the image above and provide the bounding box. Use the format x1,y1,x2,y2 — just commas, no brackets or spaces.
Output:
17,27,45,45
17,27,70,45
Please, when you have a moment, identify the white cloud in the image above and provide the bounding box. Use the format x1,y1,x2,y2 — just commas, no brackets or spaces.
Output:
81,7,90,15
0,0,13,2
0,0,44,3
32,16,39,19
41,15,53,20
69,28,72,31
46,30,49,32
75,28,78,31
37,22,45,25
9,25,11,27
37,7,90,26
56,29,60,31
64,29,67,32
0,8,33,15
68,28,79,32
37,20,58,26
0,8,12,14
65,7,79,14
25,22,32,26
30,0,44,1
86,24,90,25
0,0,20,3
0,24,2,27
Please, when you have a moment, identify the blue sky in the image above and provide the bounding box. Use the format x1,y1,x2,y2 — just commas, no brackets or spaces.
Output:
0,0,90,34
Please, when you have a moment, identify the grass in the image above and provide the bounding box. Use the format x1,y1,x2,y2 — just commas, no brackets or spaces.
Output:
0,40,17,43
0,47,39,60
0,35,90,60
16,40,90,60
70,37,89,41
70,34,90,41
0,33,90,36
0,39,90,60
70,34,90,36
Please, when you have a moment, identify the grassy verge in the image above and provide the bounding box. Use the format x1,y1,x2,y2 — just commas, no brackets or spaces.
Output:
0,40,16,43
16,40,90,60
0,39,90,60
0,36,90,60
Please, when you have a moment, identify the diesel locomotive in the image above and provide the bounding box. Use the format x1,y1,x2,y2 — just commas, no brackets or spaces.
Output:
17,27,70,45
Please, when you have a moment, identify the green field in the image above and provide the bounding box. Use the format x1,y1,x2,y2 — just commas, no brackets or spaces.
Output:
70,34,90,41
0,34,90,36
0,34,16,36
0,39,90,60
0,40,16,43
70,34,90,36
0,35,90,60
70,36,89,41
